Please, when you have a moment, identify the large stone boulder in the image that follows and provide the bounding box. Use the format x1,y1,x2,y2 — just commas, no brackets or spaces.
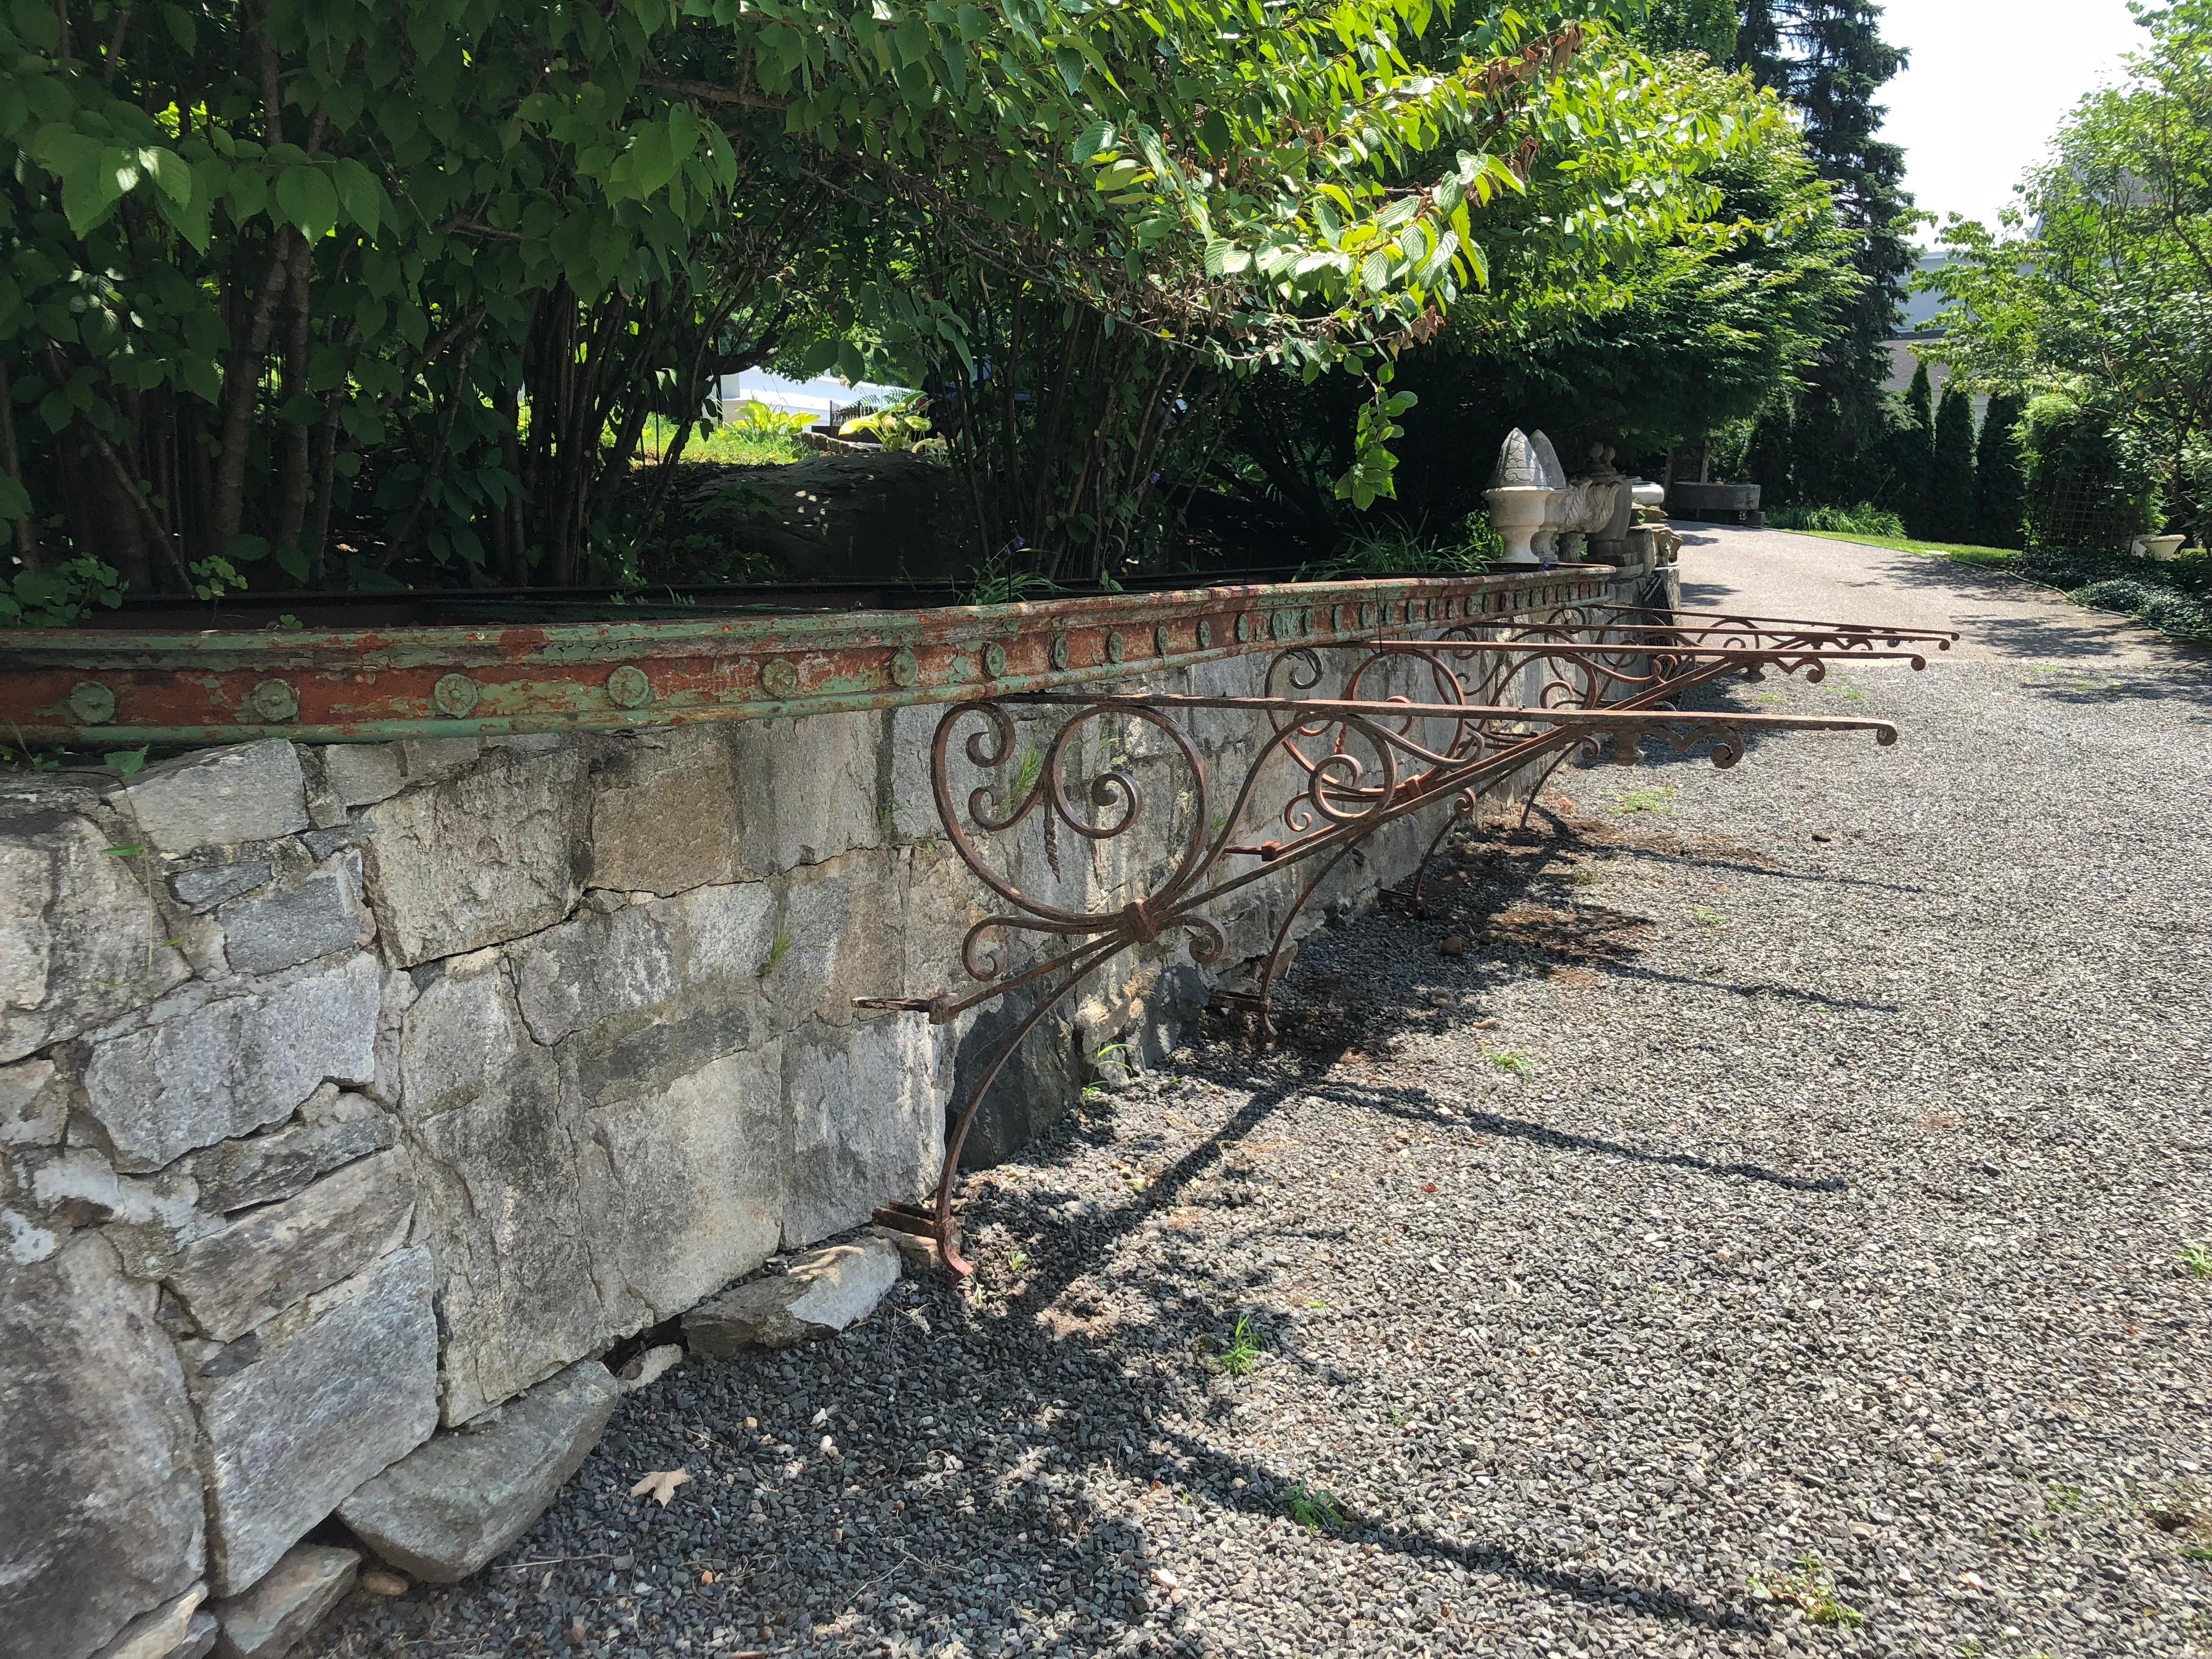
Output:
668,452,959,582
120,741,310,856
336,1359,623,1582
0,806,191,1064
164,1151,414,1342
358,747,588,966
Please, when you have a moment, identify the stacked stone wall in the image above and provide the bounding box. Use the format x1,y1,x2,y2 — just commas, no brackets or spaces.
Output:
0,588,1660,1659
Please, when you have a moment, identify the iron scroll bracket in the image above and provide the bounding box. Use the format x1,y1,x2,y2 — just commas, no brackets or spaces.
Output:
860,606,1956,1274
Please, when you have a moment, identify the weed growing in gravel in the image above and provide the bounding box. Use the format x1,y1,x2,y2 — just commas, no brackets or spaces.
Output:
1217,1315,1264,1378
2180,1240,2212,1277
1689,905,1730,927
2043,1480,2085,1514
1752,1555,1865,1629
1612,786,1678,815
1285,1481,1343,1533
1487,1049,1536,1077
1007,1250,1030,1273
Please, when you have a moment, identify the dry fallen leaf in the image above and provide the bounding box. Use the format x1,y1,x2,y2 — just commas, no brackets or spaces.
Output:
629,1468,690,1506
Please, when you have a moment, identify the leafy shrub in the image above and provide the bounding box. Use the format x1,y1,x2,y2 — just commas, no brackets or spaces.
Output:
0,557,126,628
1769,503,1908,537
1321,515,1504,577
2070,577,2212,639
2018,546,2212,640
2020,393,2159,554
1927,381,1978,543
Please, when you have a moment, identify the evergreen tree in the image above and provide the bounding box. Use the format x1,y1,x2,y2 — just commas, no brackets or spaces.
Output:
1735,0,1787,86
1928,380,1977,541
1973,393,2029,550
1640,0,1740,58
1885,360,1936,532
1744,399,1799,507
1736,1,1917,507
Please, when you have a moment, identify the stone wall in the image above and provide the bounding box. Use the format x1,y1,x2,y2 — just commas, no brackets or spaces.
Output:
0,592,1657,1659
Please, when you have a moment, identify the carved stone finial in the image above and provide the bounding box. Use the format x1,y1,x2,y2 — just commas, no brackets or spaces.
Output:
1529,431,1568,490
1492,428,1547,489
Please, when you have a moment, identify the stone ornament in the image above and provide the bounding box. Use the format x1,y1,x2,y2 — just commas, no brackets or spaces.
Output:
1487,431,1661,568
1485,428,1564,565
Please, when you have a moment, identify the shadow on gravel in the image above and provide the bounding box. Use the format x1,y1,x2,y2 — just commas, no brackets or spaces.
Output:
2019,664,2212,709
1424,810,1905,1017
1316,1079,1849,1194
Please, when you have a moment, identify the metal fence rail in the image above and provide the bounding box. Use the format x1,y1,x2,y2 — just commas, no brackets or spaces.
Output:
0,571,1618,747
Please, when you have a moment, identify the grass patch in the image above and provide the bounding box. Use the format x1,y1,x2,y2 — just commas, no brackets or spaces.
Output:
1790,528,2022,563
639,405,811,467
1612,786,1678,815
1216,1314,1264,1378
1285,1480,1344,1533
1689,905,1730,928
1487,1049,1536,1077
1752,1554,1865,1629
758,930,792,977
2181,1240,2212,1278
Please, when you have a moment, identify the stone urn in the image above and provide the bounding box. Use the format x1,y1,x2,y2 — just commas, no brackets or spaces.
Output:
1486,429,1564,566
1529,431,1571,559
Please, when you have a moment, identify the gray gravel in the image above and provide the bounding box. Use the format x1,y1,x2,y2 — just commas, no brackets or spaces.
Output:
312,650,2212,1659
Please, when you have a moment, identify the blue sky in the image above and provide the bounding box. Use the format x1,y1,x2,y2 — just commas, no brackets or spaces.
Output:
1881,0,2144,238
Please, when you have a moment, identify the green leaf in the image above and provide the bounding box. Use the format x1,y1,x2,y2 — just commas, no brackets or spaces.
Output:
624,123,679,196
139,147,191,207
12,0,59,50
0,474,27,521
275,165,340,241
332,159,385,233
105,746,150,777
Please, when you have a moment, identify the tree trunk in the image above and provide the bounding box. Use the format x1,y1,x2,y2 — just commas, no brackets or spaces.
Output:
0,364,43,572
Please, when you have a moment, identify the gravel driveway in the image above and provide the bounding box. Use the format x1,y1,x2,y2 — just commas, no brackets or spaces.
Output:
315,560,2212,1659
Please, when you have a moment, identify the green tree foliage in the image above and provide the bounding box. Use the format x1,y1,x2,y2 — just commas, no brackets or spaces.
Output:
1734,0,1917,507
1885,359,1934,534
2019,392,2159,555
0,0,1792,602
1638,0,1742,58
1927,0,2212,544
1926,380,1976,541
1742,399,1799,506
775,19,1814,576
1972,392,2028,551
1217,55,1855,546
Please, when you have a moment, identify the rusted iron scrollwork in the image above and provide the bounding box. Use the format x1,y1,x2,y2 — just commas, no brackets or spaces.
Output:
862,606,1957,1274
